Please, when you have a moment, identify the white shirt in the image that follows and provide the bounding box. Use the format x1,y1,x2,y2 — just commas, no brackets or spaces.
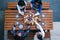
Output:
35,22,45,38
34,22,45,40
34,34,39,40
16,1,27,15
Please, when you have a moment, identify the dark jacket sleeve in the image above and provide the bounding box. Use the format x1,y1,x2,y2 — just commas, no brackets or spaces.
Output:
38,5,42,13
31,0,42,14
11,25,16,36
23,26,30,37
31,0,35,3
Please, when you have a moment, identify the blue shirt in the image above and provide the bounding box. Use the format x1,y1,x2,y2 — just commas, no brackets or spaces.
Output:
31,0,42,14
11,27,30,39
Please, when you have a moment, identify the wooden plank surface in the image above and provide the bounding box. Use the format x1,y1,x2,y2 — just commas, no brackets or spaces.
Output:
8,2,50,9
4,10,53,30
5,10,53,13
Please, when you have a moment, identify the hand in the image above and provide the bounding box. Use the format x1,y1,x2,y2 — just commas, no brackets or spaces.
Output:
34,12,40,16
21,12,24,15
19,11,24,15
38,18,41,22
34,20,37,23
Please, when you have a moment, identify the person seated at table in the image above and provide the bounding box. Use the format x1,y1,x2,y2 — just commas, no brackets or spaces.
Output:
17,0,26,15
11,24,30,40
31,0,42,16
34,21,45,40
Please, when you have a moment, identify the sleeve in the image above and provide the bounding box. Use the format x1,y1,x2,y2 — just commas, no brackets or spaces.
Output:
30,0,35,8
38,5,42,13
11,25,16,36
24,1,26,10
17,5,21,13
35,22,45,38
31,0,35,3
35,5,42,16
34,35,38,40
23,26,30,37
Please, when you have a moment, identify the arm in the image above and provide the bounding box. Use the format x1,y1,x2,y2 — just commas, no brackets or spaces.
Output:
35,5,42,16
34,34,38,40
31,0,35,3
17,5,21,13
11,25,16,36
23,26,30,37
35,22,45,38
38,5,42,13
24,1,26,11
30,0,35,8
17,5,25,15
